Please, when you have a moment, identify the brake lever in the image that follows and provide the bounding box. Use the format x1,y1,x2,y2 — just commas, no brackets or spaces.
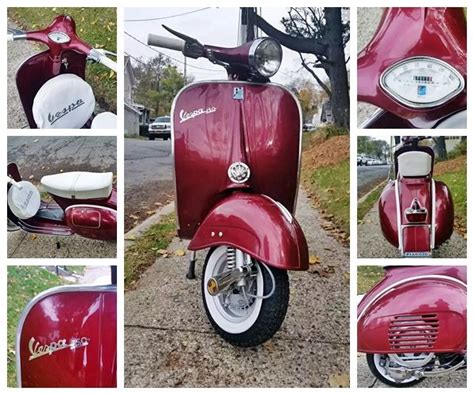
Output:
162,24,204,59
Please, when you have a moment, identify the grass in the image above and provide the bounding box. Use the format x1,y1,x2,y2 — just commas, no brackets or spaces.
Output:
7,266,66,387
8,7,117,112
306,160,350,235
125,213,176,290
437,170,467,231
357,184,384,222
357,265,384,295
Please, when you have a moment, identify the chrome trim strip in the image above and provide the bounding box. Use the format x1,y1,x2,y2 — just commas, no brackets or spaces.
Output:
357,275,466,323
64,204,117,214
379,56,465,109
16,284,116,388
359,107,385,129
431,178,436,249
395,177,403,253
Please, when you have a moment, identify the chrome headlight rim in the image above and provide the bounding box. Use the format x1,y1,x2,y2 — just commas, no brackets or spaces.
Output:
248,37,282,78
379,56,465,109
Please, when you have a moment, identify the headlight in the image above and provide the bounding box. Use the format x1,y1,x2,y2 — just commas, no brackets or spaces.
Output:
249,38,282,78
380,56,465,108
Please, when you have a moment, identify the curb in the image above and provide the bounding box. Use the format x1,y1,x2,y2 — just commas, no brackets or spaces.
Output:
357,179,387,205
124,201,175,248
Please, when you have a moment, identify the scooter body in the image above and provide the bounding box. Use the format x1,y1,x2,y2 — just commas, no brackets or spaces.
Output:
9,15,117,129
173,81,308,270
17,285,117,387
358,266,466,354
378,140,453,256
358,266,466,386
148,25,309,346
358,8,467,128
8,162,117,240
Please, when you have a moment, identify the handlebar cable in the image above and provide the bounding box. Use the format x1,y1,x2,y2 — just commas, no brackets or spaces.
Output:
125,7,211,23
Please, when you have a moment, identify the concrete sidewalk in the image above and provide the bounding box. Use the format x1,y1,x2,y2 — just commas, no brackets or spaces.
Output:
125,189,350,387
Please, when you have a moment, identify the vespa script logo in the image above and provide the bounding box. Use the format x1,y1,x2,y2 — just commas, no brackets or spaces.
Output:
28,336,90,361
48,98,85,126
179,106,217,123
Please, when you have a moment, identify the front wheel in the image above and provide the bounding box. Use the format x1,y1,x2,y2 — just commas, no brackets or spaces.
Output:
366,354,425,387
202,246,289,347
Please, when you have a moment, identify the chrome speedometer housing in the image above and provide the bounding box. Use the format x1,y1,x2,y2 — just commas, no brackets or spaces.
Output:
380,56,464,108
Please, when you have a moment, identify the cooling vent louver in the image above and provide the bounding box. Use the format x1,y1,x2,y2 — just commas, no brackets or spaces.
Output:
388,313,439,350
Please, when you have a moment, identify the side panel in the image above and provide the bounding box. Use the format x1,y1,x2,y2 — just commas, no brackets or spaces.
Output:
434,180,454,246
17,286,117,387
358,8,467,127
65,205,117,240
358,279,466,354
188,193,309,270
173,82,301,239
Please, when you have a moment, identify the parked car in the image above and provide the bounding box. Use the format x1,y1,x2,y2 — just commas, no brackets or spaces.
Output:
357,155,368,166
148,116,171,140
302,122,315,132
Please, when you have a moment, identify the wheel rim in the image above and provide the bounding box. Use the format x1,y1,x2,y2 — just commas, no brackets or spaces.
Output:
373,354,419,384
204,246,264,334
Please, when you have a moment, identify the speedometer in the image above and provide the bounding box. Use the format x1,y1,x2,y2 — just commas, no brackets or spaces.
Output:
380,56,464,108
48,31,71,44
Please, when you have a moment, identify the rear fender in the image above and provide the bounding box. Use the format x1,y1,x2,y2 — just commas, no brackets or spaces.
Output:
357,276,466,354
188,193,309,270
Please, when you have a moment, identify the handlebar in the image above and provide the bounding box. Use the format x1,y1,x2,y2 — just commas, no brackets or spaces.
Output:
7,176,22,189
88,49,117,73
147,34,184,52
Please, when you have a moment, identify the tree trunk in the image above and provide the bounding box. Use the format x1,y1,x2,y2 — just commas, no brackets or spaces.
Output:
324,8,350,129
435,137,448,160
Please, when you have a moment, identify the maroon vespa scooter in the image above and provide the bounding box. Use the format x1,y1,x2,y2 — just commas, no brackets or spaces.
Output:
147,26,309,346
7,163,117,241
379,137,454,257
358,8,466,128
7,15,117,129
358,266,466,387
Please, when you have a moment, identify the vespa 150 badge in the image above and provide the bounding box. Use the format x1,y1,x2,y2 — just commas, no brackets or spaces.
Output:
28,336,90,361
228,162,250,183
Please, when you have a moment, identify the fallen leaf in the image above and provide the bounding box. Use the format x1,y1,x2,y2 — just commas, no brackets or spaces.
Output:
328,373,349,388
309,255,320,265
174,249,185,257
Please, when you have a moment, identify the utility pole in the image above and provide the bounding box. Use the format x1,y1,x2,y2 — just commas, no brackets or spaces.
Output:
239,7,258,45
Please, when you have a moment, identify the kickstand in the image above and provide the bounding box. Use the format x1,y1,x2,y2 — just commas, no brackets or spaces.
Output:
368,377,378,388
186,251,197,279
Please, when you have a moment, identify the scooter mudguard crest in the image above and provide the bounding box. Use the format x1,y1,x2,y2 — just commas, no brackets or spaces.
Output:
17,286,117,387
358,275,466,354
188,193,309,270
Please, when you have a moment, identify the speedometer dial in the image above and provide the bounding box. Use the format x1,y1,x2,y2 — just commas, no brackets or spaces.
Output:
380,56,464,108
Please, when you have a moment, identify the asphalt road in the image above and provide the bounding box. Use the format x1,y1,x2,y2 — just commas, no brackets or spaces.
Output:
357,203,467,258
124,138,174,231
7,136,117,258
125,188,350,387
357,8,383,126
357,165,389,198
357,354,466,388
7,20,37,128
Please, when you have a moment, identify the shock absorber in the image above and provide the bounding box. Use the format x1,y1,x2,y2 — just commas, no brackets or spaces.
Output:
226,247,236,270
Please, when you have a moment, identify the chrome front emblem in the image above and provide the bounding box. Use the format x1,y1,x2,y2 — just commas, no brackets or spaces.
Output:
228,162,250,183
28,336,90,361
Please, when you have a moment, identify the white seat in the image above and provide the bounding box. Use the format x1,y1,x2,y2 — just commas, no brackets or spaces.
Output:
41,172,113,200
32,74,95,129
398,151,432,177
91,112,117,129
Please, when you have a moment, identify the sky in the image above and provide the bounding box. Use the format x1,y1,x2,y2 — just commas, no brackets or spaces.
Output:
124,7,346,86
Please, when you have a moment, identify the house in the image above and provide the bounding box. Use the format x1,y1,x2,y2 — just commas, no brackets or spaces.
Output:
124,56,141,136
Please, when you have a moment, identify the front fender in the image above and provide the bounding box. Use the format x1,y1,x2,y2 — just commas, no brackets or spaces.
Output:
188,193,309,270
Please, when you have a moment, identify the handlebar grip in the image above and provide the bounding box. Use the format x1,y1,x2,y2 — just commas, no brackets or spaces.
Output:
7,33,13,42
98,54,117,73
147,33,184,52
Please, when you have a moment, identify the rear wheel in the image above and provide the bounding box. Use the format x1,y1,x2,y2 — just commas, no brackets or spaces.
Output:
366,354,425,387
202,246,289,347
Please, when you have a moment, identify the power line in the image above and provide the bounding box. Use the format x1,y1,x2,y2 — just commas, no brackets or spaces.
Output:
124,31,221,73
125,7,211,22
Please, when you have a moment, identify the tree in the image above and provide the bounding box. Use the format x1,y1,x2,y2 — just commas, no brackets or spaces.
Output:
253,7,350,128
288,77,326,121
132,55,187,116
434,137,447,161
